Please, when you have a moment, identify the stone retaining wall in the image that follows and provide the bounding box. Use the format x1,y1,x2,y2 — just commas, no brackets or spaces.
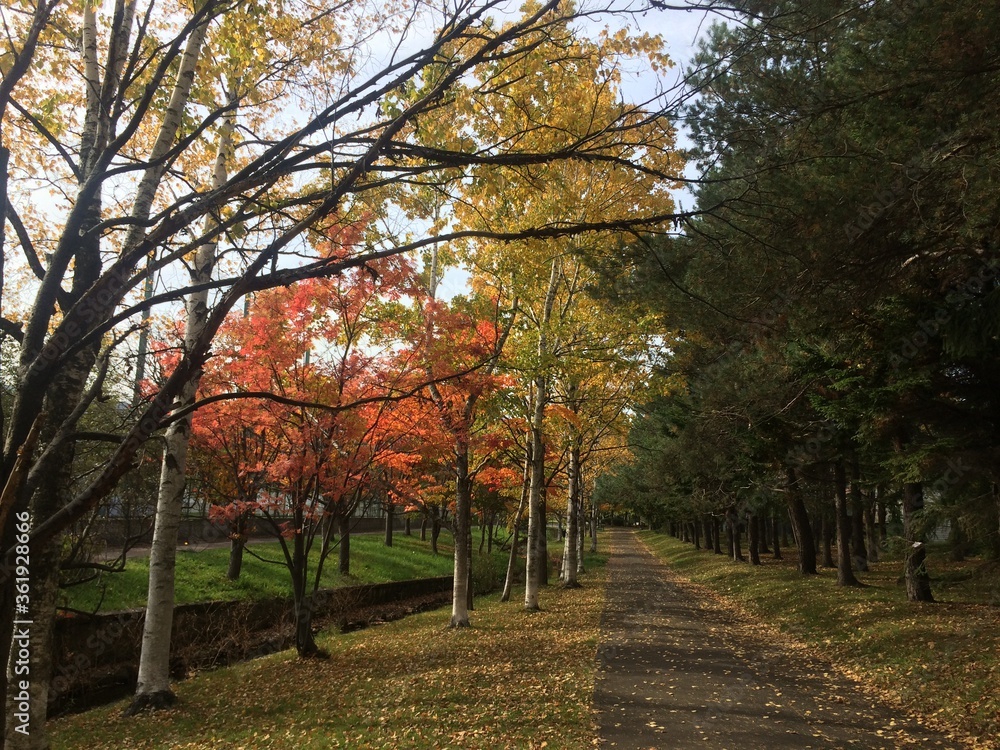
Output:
50,575,453,715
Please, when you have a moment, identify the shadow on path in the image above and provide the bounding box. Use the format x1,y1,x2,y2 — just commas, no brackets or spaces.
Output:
593,529,965,749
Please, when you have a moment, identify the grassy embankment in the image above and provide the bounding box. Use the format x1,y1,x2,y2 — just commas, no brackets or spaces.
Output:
50,548,610,749
639,530,999,748
62,531,506,613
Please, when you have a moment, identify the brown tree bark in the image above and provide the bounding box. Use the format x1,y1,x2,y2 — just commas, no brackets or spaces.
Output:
821,508,835,569
748,514,761,566
877,492,888,543
384,501,394,548
431,517,442,555
863,490,880,564
227,536,245,581
849,462,868,572
338,513,351,576
727,508,744,562
785,467,816,574
902,481,934,601
758,516,771,555
833,462,861,586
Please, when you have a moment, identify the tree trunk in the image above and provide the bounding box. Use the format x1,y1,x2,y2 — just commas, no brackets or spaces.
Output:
948,522,967,562
384,501,394,547
466,522,474,611
338,513,351,575
877,493,888,543
420,515,427,541
834,462,861,586
451,450,472,627
589,505,598,553
712,516,722,554
404,515,411,536
821,507,835,568
562,440,581,587
502,445,530,602
785,466,816,574
539,489,549,587
538,494,553,586
130,84,230,715
525,259,559,611
693,519,701,550
4,232,104,740
4,413,77,745
431,517,441,555
130,421,189,711
758,516,770,554
227,535,245,581
990,484,1000,561
902,481,934,601
293,593,319,658
849,462,868,572
771,512,782,560
501,524,521,603
289,509,322,658
864,489,880,564
727,509,743,562
524,375,547,610
748,514,761,565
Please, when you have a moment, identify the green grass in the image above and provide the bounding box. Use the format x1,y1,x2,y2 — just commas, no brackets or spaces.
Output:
49,548,609,749
638,531,999,749
62,531,509,613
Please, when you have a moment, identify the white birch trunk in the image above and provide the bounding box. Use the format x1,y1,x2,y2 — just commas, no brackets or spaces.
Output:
577,485,586,573
120,14,211,255
589,503,598,553
500,442,530,602
524,258,560,611
130,105,232,711
450,449,472,627
562,438,580,587
523,375,547,610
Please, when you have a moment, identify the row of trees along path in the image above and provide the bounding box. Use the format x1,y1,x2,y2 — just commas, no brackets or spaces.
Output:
594,529,962,750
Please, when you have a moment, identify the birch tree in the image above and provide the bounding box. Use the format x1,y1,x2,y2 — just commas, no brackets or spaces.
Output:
130,100,236,713
419,294,515,627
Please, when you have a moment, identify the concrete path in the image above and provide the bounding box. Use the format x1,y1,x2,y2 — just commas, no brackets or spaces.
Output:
593,529,965,749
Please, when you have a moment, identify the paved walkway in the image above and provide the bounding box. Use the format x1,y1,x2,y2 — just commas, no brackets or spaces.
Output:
593,529,965,749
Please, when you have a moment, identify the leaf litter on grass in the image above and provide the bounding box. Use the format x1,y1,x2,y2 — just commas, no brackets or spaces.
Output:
51,560,609,749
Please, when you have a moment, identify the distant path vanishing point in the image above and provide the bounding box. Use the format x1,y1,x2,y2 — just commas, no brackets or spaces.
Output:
593,528,966,750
